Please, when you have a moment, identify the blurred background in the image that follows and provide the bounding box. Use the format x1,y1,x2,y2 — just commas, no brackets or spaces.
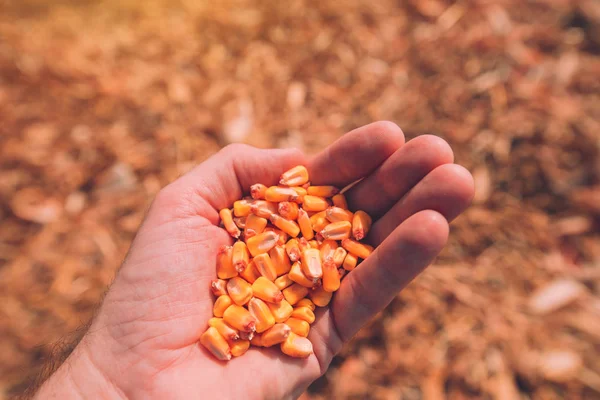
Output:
1,0,599,398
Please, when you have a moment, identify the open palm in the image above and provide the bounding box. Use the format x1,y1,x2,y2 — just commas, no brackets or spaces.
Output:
37,122,474,400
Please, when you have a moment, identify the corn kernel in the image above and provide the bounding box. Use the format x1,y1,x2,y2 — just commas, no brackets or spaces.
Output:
200,326,232,361
252,277,284,303
290,187,307,203
208,317,239,341
307,185,339,198
290,307,316,324
219,208,241,238
312,215,330,233
250,333,263,347
226,277,253,306
308,240,319,249
279,165,309,187
342,239,374,259
289,261,318,288
309,210,327,224
332,247,347,267
320,221,352,241
216,245,236,279
261,323,292,347
239,260,261,283
274,274,294,290
269,245,292,276
223,305,256,333
319,240,338,261
265,186,299,203
298,237,311,253
250,200,278,218
213,294,233,317
280,332,313,358
248,297,276,333
322,257,341,292
343,252,358,271
233,216,246,229
270,214,300,237
297,209,314,240
211,279,228,297
253,253,277,281
302,195,329,212
264,227,288,246
244,214,267,239
338,267,347,278
332,193,348,209
228,339,250,357
352,210,372,240
232,241,250,272
325,206,353,223
283,283,309,305
278,201,299,220
301,248,323,280
246,231,279,257
267,299,294,322
295,298,316,311
285,238,301,262
233,199,253,217
310,286,333,307
239,330,254,341
250,183,268,200
285,317,310,337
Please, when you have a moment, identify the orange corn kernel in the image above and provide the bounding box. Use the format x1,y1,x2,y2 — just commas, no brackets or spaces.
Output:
322,257,341,292
250,200,278,218
239,260,261,283
250,333,263,347
308,240,319,249
307,185,339,197
320,221,352,241
298,237,311,253
278,201,299,220
233,216,246,229
232,241,250,272
342,239,374,259
312,215,330,233
309,210,327,224
233,199,253,217
216,245,236,279
208,317,239,341
332,193,348,209
252,277,284,303
279,165,309,187
319,240,338,261
213,295,233,317
244,214,267,239
226,277,253,306
332,247,347,267
200,326,232,361
250,183,268,200
246,230,279,257
283,283,309,305
285,317,310,337
265,186,299,203
297,209,314,240
264,227,288,246
295,298,316,311
301,248,323,280
267,299,294,323
248,297,276,333
261,323,292,347
285,238,301,262
310,286,333,307
343,252,358,271
223,305,257,333
290,307,316,324
270,214,300,237
291,187,307,202
228,339,250,357
274,274,294,290
269,245,292,276
281,332,313,358
219,208,241,238
302,195,329,212
325,206,353,223
253,253,277,282
289,261,318,288
352,210,372,240
211,279,228,297
239,330,255,341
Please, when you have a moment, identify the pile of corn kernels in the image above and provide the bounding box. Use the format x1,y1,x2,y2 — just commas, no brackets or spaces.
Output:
200,165,373,360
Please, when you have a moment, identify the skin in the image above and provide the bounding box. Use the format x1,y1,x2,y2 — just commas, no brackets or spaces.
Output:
34,122,474,400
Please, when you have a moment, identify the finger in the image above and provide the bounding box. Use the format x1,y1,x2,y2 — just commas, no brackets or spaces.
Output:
308,121,405,187
368,164,474,246
345,135,454,219
332,210,449,342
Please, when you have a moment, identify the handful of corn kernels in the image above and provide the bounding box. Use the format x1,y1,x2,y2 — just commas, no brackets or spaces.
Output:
200,165,373,360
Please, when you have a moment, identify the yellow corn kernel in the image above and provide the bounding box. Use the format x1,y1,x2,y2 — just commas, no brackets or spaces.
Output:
283,283,309,305
211,279,228,297
275,274,294,290
228,339,250,357
223,304,257,333
265,186,299,203
232,241,250,272
252,276,284,303
233,216,246,229
325,206,353,223
200,326,231,361
297,209,314,240
301,248,323,280
312,216,330,233
279,165,309,187
285,317,310,337
233,199,253,217
320,221,352,241
332,247,347,267
278,201,299,220
239,330,254,341
248,297,276,333
352,210,372,240
295,298,316,311
250,200,278,218
216,245,236,279
332,193,348,209
290,307,316,324
322,257,340,292
226,277,253,306
285,238,301,262
291,187,307,203
264,227,288,246
208,317,239,341
280,332,313,358
244,214,267,240
342,239,374,259
289,261,317,288
250,333,263,347
246,230,279,257
250,183,268,200
310,286,333,307
269,245,292,276
307,185,339,198
343,252,358,271
302,195,329,212
213,294,233,317
261,323,292,347
219,208,241,238
267,299,294,323
253,253,277,282
319,240,338,261
270,214,300,237
239,260,261,283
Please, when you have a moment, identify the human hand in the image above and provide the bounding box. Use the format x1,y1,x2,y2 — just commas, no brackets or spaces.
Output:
35,122,474,399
